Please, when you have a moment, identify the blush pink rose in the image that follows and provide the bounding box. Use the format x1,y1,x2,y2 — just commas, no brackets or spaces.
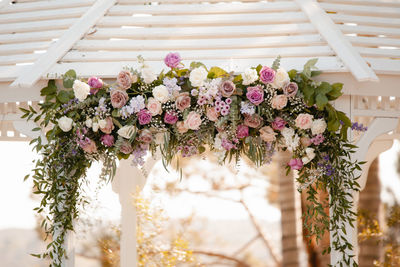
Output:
300,136,312,147
138,109,152,125
259,66,275,84
259,126,277,142
101,134,114,147
184,111,202,130
164,52,182,68
175,92,191,111
219,80,236,97
206,107,219,122
164,111,178,125
138,129,153,143
246,85,264,106
283,82,298,97
119,140,133,154
236,124,249,139
288,158,303,170
176,121,188,134
295,113,313,129
100,117,114,134
271,94,288,110
82,139,97,153
117,70,135,90
88,76,103,89
147,97,162,116
244,114,263,128
271,117,287,131
110,89,129,108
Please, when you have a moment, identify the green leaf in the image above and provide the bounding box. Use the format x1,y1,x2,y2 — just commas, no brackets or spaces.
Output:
256,64,263,74
328,118,341,132
190,62,207,70
327,83,343,100
112,109,120,118
288,69,297,80
316,82,332,95
207,66,228,79
271,56,281,70
302,84,315,105
337,111,351,127
56,90,70,104
302,58,318,78
40,80,57,96
311,70,322,77
315,93,328,109
198,146,206,154
63,69,76,88
233,74,242,83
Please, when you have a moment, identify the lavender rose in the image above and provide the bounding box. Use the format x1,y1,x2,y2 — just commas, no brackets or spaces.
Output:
117,70,135,90
101,134,115,147
164,52,182,68
283,82,298,97
219,80,236,97
164,111,178,125
259,66,275,84
246,85,264,106
110,89,129,108
119,140,133,154
137,109,152,125
236,125,249,139
271,117,287,131
244,114,263,128
175,92,191,111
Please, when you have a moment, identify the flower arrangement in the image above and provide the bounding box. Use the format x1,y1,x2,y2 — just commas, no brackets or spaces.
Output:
23,52,361,266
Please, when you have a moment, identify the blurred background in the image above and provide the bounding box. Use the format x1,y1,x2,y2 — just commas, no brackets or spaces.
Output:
1,139,399,267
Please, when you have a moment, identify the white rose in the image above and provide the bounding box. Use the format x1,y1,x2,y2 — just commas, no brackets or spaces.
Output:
189,67,208,87
85,118,92,128
92,122,99,132
271,68,290,88
281,127,294,139
58,116,73,132
98,119,107,129
311,118,327,135
117,125,136,139
152,85,169,103
141,67,157,84
242,68,258,85
302,148,316,164
73,80,90,102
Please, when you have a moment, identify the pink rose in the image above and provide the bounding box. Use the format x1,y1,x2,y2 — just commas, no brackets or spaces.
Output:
164,52,182,68
246,85,264,106
244,114,263,128
300,136,312,147
176,121,188,134
219,80,236,97
288,158,303,170
88,76,103,89
175,92,191,111
164,111,178,125
100,117,114,134
119,140,133,154
271,94,288,110
110,89,129,108
101,134,115,147
206,107,219,122
117,70,136,90
236,125,249,139
295,113,313,129
81,139,97,153
137,109,152,125
283,82,298,97
184,111,202,130
271,117,287,131
259,66,275,84
138,129,153,143
147,97,162,116
259,126,277,142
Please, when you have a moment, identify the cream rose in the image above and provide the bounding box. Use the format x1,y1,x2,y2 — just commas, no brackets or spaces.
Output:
117,125,136,139
242,68,258,85
259,126,277,142
295,114,313,130
58,116,73,132
152,85,169,103
302,148,316,164
184,111,202,130
176,121,189,134
73,80,90,102
271,94,288,110
85,118,92,128
189,67,208,87
147,97,162,116
141,66,157,84
98,119,107,129
271,68,290,88
311,118,327,135
92,122,99,132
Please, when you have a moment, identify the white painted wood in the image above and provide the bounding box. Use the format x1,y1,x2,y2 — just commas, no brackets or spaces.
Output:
0,81,45,101
88,23,316,39
339,24,400,37
319,0,400,8
0,0,94,14
347,36,400,48
109,1,300,15
0,18,76,34
320,2,400,17
0,0,11,9
358,47,400,58
63,46,334,62
11,0,118,88
0,66,25,81
118,0,268,3
330,13,400,27
0,41,51,55
75,34,325,51
98,12,308,27
0,53,39,65
296,0,378,82
0,6,88,23
0,30,64,44
364,57,400,74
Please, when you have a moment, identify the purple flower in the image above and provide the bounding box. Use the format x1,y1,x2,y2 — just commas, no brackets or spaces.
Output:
259,66,275,84
246,85,264,106
271,117,287,131
311,134,325,145
164,111,178,125
288,158,303,170
164,52,182,68
101,134,115,147
236,125,249,139
88,76,103,89
137,109,152,125
221,139,237,151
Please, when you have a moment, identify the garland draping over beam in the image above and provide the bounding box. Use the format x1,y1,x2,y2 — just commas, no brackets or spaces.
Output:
22,53,361,267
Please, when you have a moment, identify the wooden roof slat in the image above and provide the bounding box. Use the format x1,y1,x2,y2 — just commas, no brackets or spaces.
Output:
347,36,400,47
0,41,51,55
0,0,95,14
0,18,77,34
0,30,64,44
330,13,400,28
320,2,400,17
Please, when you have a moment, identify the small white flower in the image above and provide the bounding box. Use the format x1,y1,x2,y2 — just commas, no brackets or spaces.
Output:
98,119,107,129
271,68,290,88
85,118,92,128
242,68,258,85
117,125,136,139
92,122,99,132
152,85,170,103
73,80,90,102
141,66,157,84
189,67,208,87
311,118,327,135
302,148,316,164
58,116,73,132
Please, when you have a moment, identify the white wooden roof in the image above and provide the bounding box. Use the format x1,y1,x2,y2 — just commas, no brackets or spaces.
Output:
1,0,400,88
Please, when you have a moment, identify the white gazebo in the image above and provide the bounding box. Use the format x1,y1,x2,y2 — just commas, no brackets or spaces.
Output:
0,0,399,266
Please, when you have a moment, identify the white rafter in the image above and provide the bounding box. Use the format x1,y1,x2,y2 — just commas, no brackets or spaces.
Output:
295,0,379,82
10,0,117,88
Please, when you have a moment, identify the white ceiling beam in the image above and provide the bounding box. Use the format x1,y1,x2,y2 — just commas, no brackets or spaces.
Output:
10,0,117,88
295,0,378,82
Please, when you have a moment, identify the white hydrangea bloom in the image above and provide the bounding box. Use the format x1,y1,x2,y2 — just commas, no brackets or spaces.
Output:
242,68,258,85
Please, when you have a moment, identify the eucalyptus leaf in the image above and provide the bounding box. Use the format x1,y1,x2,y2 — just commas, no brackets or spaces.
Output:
63,69,76,88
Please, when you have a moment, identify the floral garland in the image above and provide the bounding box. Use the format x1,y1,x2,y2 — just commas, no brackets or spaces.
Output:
23,53,361,266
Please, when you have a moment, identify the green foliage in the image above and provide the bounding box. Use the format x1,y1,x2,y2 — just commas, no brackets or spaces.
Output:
207,66,228,79
62,69,76,88
271,56,281,71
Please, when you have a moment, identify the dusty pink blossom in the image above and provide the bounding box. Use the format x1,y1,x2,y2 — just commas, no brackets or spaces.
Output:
206,107,219,122
101,134,114,147
295,113,313,129
164,111,178,125
288,158,303,170
300,136,312,147
88,76,103,89
82,139,97,153
259,126,277,142
110,89,129,108
271,117,287,131
283,82,298,97
100,117,114,134
137,109,152,125
147,97,162,116
246,85,264,106
271,94,288,110
176,121,189,134
219,80,236,97
259,66,275,84
119,140,133,154
175,92,191,111
138,129,153,143
164,52,182,68
117,70,136,90
236,125,249,139
184,111,202,130
244,114,263,128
